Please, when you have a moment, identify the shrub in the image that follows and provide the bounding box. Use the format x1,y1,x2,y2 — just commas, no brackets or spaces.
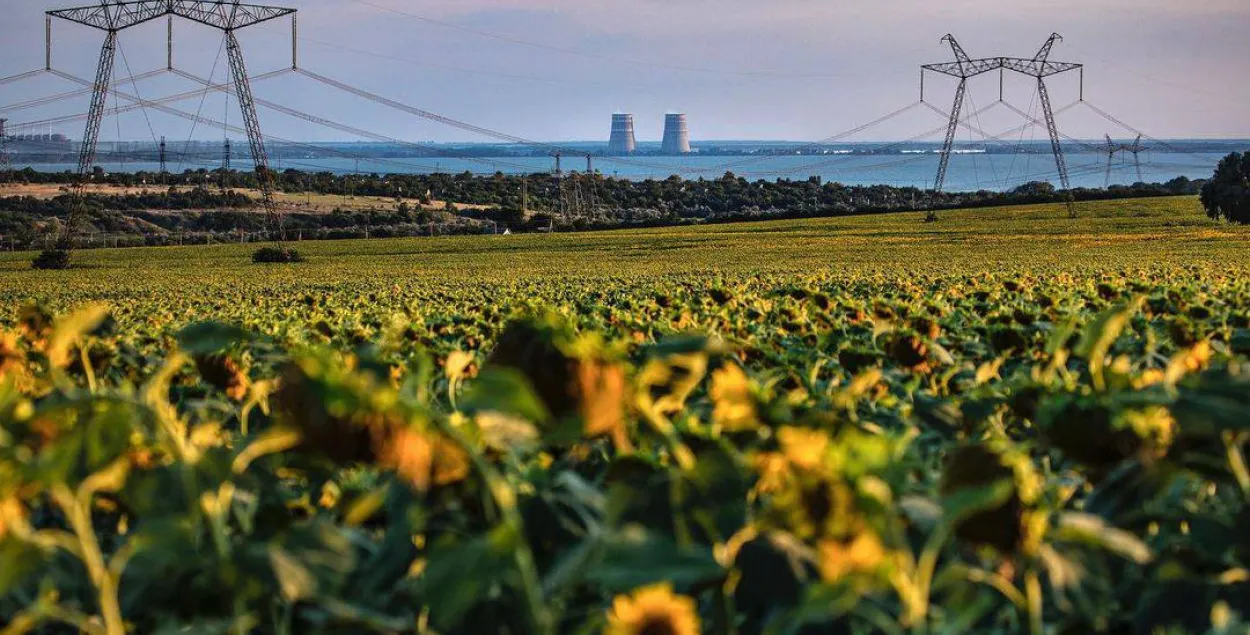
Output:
252,246,305,263
31,249,72,270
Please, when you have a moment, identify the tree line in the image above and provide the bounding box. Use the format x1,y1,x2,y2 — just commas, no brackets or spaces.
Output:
0,166,1212,250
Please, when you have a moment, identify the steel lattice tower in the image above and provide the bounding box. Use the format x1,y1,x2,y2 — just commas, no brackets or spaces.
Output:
1102,134,1122,187
1101,134,1145,186
922,34,1083,201
0,119,10,176
47,0,298,248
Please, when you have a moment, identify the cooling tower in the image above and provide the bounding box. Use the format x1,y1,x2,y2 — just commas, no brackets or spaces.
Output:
661,113,691,154
608,113,636,154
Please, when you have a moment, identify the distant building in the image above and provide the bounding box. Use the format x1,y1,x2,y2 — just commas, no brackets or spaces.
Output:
608,113,636,155
661,113,691,154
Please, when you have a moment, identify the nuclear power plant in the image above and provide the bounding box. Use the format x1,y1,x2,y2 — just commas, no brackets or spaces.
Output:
661,113,691,154
608,114,637,154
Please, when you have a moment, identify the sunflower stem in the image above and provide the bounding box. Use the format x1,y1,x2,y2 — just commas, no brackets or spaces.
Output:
1025,569,1044,635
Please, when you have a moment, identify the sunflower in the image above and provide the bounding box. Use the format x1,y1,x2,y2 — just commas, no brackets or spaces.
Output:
0,496,26,540
939,440,1045,556
486,316,629,448
0,331,28,384
776,427,831,473
604,583,701,635
709,363,758,432
817,531,888,583
372,423,470,492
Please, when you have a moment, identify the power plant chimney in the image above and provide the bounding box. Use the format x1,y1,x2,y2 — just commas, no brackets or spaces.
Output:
608,113,636,155
0,118,7,139
661,113,691,154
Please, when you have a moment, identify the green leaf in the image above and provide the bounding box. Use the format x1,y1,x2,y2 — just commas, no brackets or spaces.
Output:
269,546,317,602
462,367,552,423
1052,512,1152,564
176,322,253,356
46,303,109,368
421,524,521,629
1075,298,1145,365
585,526,723,592
941,480,1014,526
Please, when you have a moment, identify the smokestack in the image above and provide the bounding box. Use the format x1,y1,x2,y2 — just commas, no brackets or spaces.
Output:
0,119,7,139
661,113,691,154
608,113,636,155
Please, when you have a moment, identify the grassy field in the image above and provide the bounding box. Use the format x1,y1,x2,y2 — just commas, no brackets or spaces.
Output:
1,195,1245,293
3,195,1250,634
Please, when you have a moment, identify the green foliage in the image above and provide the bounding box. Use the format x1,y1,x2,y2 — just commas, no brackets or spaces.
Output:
1201,152,1250,223
30,249,70,271
1,198,1250,634
252,246,305,264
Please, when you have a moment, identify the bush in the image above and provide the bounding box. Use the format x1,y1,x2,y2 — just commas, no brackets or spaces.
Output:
252,246,305,264
31,249,72,270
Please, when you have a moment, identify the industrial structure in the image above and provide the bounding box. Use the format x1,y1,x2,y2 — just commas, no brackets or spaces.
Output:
608,113,636,154
1102,134,1145,186
44,0,299,252
661,113,691,154
0,119,8,174
921,33,1083,209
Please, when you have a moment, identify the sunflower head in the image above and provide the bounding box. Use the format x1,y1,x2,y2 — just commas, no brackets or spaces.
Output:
1039,396,1173,469
486,315,627,447
0,331,29,385
817,531,889,584
194,353,250,402
709,363,758,432
940,440,1045,556
605,583,701,635
0,496,26,540
16,304,53,350
884,331,930,372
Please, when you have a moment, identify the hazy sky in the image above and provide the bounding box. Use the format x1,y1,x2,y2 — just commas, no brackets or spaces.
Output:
2,0,1248,143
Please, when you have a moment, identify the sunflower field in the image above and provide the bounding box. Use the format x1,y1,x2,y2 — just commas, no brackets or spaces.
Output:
2,198,1250,634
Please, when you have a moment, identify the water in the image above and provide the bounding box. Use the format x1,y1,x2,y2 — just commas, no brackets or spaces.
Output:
10,151,1229,192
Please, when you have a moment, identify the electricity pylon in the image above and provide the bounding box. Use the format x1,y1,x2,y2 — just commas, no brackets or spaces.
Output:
1123,134,1144,183
922,33,1083,209
1101,134,1145,186
1102,134,1121,187
0,119,10,176
46,1,298,254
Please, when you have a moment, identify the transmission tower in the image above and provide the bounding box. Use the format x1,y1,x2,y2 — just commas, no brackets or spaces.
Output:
1100,134,1145,186
46,1,298,252
0,119,10,177
221,139,231,191
1123,134,1144,183
158,135,167,177
1101,134,1121,187
922,33,1083,209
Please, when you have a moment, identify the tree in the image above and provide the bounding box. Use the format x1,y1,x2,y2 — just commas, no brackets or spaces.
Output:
1201,152,1250,224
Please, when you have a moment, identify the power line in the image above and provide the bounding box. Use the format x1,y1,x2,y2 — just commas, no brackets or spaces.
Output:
343,0,893,80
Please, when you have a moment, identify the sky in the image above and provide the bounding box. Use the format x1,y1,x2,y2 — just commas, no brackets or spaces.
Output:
2,0,1249,144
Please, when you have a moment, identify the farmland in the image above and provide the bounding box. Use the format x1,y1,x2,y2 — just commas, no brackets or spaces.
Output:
2,195,1250,634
